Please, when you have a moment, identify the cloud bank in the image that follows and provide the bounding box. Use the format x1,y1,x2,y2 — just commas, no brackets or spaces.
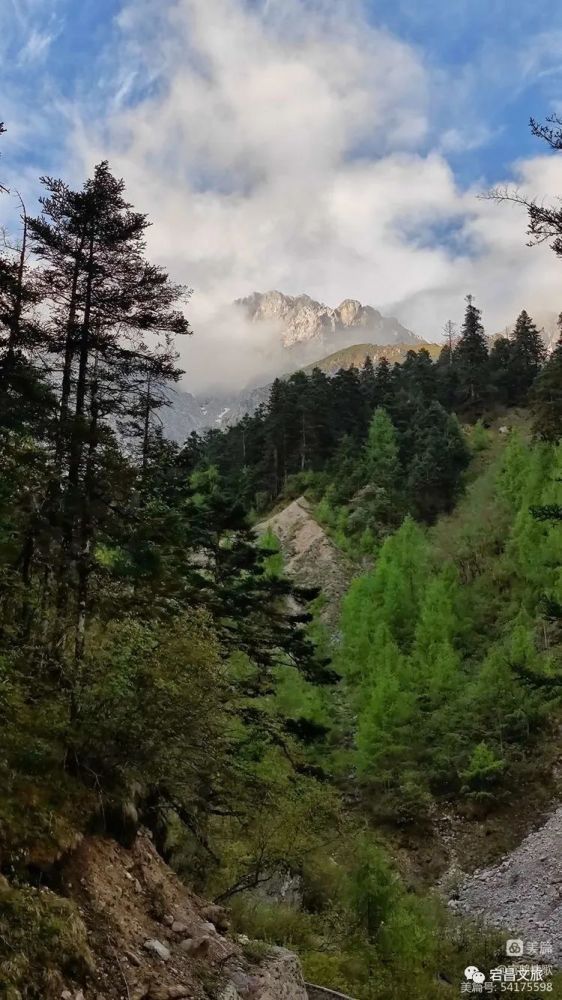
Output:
5,0,562,390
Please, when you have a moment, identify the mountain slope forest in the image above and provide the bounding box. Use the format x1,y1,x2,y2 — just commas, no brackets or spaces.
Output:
0,116,561,1000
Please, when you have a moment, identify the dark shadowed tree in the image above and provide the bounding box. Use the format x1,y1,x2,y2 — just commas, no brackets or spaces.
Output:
453,295,489,412
531,323,562,441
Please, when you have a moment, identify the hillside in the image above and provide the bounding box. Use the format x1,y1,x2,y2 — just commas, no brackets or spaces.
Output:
302,341,441,376
161,341,442,441
2,140,562,1000
0,826,308,1000
257,496,354,631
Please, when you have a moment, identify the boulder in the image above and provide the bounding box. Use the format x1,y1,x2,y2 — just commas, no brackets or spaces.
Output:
201,903,230,932
144,938,171,961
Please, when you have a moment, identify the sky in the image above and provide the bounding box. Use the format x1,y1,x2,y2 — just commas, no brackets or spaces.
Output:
2,0,562,389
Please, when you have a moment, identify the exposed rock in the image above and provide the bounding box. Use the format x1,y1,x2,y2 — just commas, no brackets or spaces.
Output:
236,291,420,350
453,804,562,964
144,938,171,961
220,985,241,1000
55,830,307,999
147,987,191,1000
200,903,230,932
254,946,307,1000
229,968,260,994
257,496,353,632
178,935,211,958
171,920,191,935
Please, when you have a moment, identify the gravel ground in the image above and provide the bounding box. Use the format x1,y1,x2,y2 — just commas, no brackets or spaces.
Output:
451,805,562,964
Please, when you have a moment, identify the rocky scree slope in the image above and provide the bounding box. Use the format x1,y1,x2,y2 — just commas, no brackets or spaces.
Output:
450,805,562,964
34,829,309,1000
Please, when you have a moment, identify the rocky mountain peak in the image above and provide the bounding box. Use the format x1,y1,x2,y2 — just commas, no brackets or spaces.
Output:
235,290,420,350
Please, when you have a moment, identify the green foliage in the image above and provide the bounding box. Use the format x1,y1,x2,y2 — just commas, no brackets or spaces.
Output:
228,829,504,1000
0,883,93,999
260,528,284,579
0,131,559,1000
468,419,490,452
460,742,505,800
531,335,562,441
341,431,562,812
453,297,490,412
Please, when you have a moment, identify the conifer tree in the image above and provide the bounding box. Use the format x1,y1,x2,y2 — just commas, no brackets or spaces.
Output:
348,408,403,542
359,355,377,413
26,162,190,657
531,327,562,441
364,408,400,488
511,309,546,400
489,336,516,405
374,356,394,409
407,403,469,521
453,295,489,411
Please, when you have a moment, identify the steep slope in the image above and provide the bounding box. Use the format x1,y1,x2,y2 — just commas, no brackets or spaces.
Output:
452,805,562,963
257,497,353,632
1,829,309,1000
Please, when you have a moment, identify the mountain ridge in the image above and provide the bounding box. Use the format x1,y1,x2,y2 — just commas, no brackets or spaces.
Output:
162,340,441,441
235,290,421,351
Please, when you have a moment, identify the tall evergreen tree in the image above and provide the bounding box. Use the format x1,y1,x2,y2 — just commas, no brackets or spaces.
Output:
531,327,562,441
407,402,470,521
489,336,516,405
511,309,546,400
359,355,377,413
453,295,489,411
26,162,190,659
374,357,394,409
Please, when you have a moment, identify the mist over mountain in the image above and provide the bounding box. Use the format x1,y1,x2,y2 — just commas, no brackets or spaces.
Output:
180,290,422,397
163,295,432,442
235,290,421,351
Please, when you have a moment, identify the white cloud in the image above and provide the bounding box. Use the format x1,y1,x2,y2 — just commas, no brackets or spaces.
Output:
59,0,562,388
18,28,56,64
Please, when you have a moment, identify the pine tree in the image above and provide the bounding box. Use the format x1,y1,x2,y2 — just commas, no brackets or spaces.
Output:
453,295,489,411
489,336,516,405
364,408,401,489
531,328,562,441
399,348,437,403
374,356,394,409
348,408,403,543
511,309,546,400
359,355,377,413
265,378,290,496
26,162,190,658
407,402,470,521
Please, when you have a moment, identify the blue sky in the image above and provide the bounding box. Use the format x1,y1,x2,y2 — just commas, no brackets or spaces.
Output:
0,0,562,183
4,0,562,183
370,0,562,181
2,0,562,385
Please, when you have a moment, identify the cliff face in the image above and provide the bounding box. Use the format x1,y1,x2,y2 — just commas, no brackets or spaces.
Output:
236,291,420,350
